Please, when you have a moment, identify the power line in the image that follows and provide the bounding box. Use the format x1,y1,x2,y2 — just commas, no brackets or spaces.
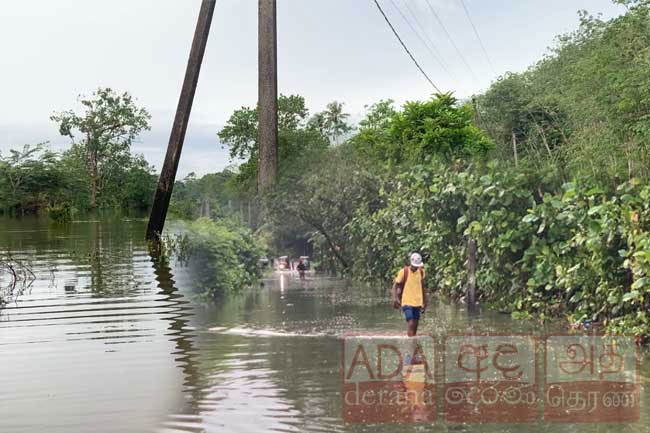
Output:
395,0,453,80
372,0,441,92
387,0,453,83
423,0,479,83
458,0,496,76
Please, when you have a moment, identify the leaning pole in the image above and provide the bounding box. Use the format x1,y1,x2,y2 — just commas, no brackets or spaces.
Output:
146,0,216,241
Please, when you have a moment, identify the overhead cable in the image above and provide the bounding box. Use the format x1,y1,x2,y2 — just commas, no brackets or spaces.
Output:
458,0,497,76
423,0,480,82
387,0,453,82
397,0,454,79
372,0,441,92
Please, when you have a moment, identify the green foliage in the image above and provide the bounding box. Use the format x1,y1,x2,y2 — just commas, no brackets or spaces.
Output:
218,94,335,190
1,89,156,216
389,94,493,163
352,94,492,165
179,218,264,296
260,93,494,273
218,105,258,162
311,101,353,145
0,143,67,214
266,144,381,268
475,3,650,183
113,155,157,212
516,180,650,334
348,158,650,336
169,169,245,221
51,87,151,209
0,143,156,215
349,99,398,160
47,203,74,223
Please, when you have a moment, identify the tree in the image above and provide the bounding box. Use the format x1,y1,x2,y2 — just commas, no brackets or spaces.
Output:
51,88,151,209
267,144,380,270
388,94,493,164
475,2,650,184
109,155,157,212
218,106,258,162
349,99,397,159
0,143,64,214
218,94,328,190
169,169,242,220
278,94,309,130
319,101,352,145
306,112,327,136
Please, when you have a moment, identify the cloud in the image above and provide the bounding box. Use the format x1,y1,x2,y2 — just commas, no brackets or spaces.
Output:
137,119,231,177
0,0,626,177
0,117,231,178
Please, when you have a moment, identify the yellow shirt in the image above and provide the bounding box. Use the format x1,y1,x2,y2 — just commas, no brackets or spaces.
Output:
395,267,425,307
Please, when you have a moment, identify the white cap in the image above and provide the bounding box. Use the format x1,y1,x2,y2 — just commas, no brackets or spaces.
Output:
409,252,424,267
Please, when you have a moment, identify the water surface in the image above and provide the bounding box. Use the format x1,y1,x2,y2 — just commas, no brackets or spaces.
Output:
1,218,649,432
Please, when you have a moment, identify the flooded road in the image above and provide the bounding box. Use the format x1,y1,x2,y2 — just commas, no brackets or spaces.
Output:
1,218,649,432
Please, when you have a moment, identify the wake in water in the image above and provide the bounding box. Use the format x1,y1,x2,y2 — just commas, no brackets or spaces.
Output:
207,326,420,340
208,325,328,338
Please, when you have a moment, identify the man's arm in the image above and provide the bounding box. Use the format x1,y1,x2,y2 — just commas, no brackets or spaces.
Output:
421,270,429,312
391,269,403,309
422,286,429,312
391,282,400,309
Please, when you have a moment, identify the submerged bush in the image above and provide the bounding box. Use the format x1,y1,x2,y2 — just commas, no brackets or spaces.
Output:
179,218,264,297
47,203,74,223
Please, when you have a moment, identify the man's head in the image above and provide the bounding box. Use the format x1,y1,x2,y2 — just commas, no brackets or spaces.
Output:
409,252,424,271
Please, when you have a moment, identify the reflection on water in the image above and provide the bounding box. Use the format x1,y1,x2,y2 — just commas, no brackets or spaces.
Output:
1,218,650,433
161,275,650,433
0,217,195,433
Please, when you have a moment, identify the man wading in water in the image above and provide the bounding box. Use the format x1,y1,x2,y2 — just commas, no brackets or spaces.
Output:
391,253,427,336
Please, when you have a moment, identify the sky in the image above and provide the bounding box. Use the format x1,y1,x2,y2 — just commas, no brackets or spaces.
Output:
0,0,625,177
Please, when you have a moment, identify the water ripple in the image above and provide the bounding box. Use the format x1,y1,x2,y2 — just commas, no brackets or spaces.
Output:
0,218,197,433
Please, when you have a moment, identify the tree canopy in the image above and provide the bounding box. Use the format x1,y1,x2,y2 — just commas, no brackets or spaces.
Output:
51,88,152,209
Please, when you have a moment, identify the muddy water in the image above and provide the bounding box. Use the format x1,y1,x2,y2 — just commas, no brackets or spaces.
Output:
1,218,649,433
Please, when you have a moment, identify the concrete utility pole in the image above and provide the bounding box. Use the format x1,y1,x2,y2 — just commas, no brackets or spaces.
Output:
146,0,216,240
258,0,278,191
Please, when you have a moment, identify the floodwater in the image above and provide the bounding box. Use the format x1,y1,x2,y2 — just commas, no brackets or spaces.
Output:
1,217,649,433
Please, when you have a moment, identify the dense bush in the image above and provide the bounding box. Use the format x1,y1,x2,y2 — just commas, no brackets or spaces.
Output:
350,95,492,165
475,1,650,183
0,144,67,215
179,218,264,297
348,161,539,294
348,160,650,336
519,180,650,333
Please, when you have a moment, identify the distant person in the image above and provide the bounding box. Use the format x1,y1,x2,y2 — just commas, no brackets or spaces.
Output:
297,259,306,279
391,253,428,337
